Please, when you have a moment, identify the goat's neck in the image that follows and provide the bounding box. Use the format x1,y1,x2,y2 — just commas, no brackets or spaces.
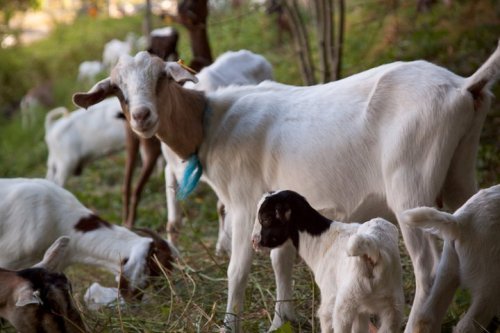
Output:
297,222,350,273
155,82,206,160
69,228,149,275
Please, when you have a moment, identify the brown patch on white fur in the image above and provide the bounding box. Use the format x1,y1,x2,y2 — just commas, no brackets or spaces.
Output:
74,214,112,232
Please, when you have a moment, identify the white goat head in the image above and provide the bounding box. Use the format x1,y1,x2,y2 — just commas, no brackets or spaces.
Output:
73,52,199,143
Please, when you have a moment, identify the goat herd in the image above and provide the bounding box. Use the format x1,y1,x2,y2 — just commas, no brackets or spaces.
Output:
1,29,499,333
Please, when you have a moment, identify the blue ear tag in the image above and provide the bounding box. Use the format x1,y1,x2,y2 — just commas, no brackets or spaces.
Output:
177,154,203,200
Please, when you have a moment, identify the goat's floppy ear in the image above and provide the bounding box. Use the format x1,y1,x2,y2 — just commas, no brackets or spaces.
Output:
15,284,42,307
73,78,115,109
165,62,198,84
33,236,70,272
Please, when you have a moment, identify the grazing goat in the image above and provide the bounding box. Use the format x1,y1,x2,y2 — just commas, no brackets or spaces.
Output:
45,98,126,186
73,43,500,331
400,184,500,333
0,236,88,333
148,27,179,61
0,178,178,300
252,190,404,333
102,33,145,69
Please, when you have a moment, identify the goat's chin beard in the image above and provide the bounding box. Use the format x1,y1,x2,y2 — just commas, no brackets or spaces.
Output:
132,121,159,139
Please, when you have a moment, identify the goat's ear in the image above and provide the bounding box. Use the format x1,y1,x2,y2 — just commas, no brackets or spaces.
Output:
33,236,70,272
165,62,198,84
15,285,42,307
73,78,115,109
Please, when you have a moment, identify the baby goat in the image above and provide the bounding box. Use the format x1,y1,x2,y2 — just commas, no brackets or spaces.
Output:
252,190,404,333
0,236,88,333
401,184,500,333
0,178,178,300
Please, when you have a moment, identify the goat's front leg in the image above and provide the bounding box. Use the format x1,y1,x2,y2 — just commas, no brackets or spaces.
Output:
409,241,460,333
223,209,254,333
454,294,497,333
165,163,182,244
269,240,297,331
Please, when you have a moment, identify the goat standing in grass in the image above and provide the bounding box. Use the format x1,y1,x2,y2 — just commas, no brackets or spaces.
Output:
252,190,404,333
401,184,500,333
73,43,500,332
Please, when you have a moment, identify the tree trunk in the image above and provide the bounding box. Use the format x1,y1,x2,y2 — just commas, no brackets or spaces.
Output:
283,0,316,85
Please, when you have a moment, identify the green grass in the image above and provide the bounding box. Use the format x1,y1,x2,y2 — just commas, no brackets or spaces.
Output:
0,1,500,332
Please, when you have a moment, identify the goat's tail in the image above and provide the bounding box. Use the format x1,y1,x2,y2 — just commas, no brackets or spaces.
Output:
464,40,500,97
347,232,380,265
399,207,460,241
44,107,69,133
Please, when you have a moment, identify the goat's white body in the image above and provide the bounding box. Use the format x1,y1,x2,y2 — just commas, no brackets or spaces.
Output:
102,37,134,69
297,219,403,333
45,98,126,186
195,57,495,330
0,178,159,288
401,184,500,333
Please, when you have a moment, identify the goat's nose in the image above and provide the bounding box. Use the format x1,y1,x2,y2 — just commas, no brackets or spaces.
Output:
132,107,151,123
252,235,261,251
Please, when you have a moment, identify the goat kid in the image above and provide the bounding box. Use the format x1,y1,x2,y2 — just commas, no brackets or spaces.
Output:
0,236,88,333
401,184,500,333
252,190,404,333
73,43,500,332
0,178,178,300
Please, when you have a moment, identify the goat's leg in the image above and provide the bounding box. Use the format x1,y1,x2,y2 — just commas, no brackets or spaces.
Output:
454,295,497,333
269,240,297,331
126,140,161,227
352,313,370,333
332,294,356,333
384,179,438,333
165,163,182,244
317,299,334,333
409,242,460,333
223,209,254,333
123,129,139,228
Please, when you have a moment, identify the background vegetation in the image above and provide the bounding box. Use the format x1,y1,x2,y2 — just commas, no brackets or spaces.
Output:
0,0,499,331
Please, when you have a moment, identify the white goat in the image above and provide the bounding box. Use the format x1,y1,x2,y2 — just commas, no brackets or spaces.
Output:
45,98,126,186
252,190,404,333
0,236,88,333
162,49,273,247
0,178,178,299
73,43,500,331
400,184,500,333
78,60,104,83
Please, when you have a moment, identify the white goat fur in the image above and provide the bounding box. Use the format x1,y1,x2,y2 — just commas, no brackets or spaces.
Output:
400,184,500,333
78,60,104,83
162,50,273,250
0,178,178,291
45,98,126,186
252,192,404,333
72,43,500,331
